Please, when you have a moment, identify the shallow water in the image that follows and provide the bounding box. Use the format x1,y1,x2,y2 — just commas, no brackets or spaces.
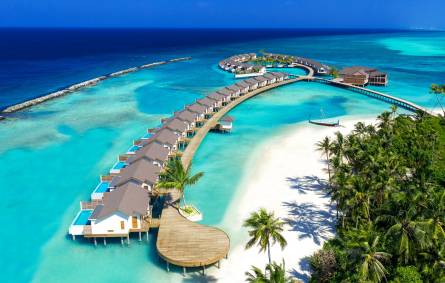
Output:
0,30,444,283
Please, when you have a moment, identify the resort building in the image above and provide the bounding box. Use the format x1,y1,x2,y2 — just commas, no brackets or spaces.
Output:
109,158,161,190
339,66,388,86
218,53,265,77
88,182,150,236
163,118,191,137
263,73,277,84
196,97,218,113
151,128,181,151
208,92,230,105
186,102,211,117
235,81,250,94
217,88,236,101
270,72,286,82
263,53,330,75
245,78,259,90
254,76,268,87
219,116,234,132
174,110,200,128
126,141,171,167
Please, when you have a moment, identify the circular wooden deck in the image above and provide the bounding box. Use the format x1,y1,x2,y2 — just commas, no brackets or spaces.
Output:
156,205,230,267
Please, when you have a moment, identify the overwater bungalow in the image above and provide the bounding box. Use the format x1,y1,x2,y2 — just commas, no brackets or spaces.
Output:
219,116,234,132
254,76,268,87
235,81,250,94
109,158,162,191
272,72,288,82
196,97,217,113
88,182,150,236
163,118,191,137
339,66,388,86
151,128,181,151
208,92,229,105
245,78,259,90
224,86,242,99
263,73,277,84
217,88,236,101
126,141,171,167
174,110,201,128
186,102,209,116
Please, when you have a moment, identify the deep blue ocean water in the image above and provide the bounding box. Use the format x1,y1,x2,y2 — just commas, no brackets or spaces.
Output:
0,29,444,283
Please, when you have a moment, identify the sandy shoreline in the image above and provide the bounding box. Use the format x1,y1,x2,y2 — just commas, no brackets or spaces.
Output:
205,114,378,282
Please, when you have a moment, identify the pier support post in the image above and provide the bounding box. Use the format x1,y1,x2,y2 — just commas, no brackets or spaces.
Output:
183,267,186,276
72,235,76,241
202,265,206,275
138,232,142,242
121,237,124,246
218,261,220,269
146,231,149,241
127,235,130,245
103,238,107,246
166,262,170,272
94,238,97,247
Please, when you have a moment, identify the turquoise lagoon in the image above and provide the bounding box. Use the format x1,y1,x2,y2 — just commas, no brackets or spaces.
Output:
0,31,444,283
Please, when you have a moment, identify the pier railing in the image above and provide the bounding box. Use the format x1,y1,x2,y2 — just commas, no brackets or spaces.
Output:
310,77,435,116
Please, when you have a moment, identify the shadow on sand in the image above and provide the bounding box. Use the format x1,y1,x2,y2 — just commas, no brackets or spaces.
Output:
283,175,335,245
290,257,312,283
283,175,336,283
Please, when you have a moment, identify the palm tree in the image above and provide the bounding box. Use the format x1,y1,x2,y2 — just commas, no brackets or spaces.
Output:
245,261,292,283
430,83,445,114
381,213,428,264
315,136,333,187
245,265,267,283
359,236,391,282
157,159,204,207
243,208,287,264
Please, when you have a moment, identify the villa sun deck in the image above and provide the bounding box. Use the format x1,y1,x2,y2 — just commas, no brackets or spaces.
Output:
157,205,230,269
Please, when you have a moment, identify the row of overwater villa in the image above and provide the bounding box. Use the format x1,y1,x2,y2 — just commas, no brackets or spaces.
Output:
218,53,266,78
68,71,290,245
261,52,331,75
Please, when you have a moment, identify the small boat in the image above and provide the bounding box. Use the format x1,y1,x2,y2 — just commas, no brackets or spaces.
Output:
309,119,340,127
308,108,340,127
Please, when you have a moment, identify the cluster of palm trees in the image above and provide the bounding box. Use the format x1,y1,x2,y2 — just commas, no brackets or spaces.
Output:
243,208,293,282
312,107,445,282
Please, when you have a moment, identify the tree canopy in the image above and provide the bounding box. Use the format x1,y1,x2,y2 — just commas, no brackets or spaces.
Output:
310,108,445,282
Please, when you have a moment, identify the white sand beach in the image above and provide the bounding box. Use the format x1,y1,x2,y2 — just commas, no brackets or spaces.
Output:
208,115,378,282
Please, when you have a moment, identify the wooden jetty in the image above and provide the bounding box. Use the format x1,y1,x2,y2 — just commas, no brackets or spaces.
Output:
180,77,304,169
157,205,230,272
311,77,436,116
155,76,305,273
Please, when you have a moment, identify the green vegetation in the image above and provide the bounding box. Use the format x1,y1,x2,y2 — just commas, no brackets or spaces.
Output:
243,208,287,264
310,107,445,282
245,260,293,283
329,67,339,78
253,55,294,66
430,83,445,114
157,159,204,207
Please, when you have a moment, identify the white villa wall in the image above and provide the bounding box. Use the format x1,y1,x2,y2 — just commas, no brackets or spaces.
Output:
91,212,130,235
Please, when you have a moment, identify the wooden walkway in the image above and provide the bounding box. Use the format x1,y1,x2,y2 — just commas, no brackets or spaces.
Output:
155,77,305,270
311,77,436,116
181,77,304,169
157,205,230,268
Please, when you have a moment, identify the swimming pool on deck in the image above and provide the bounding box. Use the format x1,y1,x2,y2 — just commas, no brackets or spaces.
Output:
91,181,110,200
127,145,141,154
110,161,126,173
